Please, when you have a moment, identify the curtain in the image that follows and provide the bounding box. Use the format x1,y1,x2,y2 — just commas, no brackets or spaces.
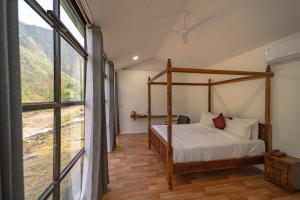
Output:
81,26,108,200
114,72,120,136
104,62,110,151
0,162,2,200
0,0,25,199
104,61,116,152
104,62,112,152
108,61,116,149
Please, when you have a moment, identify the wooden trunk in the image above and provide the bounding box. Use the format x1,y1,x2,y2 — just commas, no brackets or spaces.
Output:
265,154,300,193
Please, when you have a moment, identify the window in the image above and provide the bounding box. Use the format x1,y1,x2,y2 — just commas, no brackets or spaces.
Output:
61,106,84,170
19,0,54,103
60,0,85,46
19,0,87,199
36,0,53,11
60,156,84,199
23,110,54,200
61,38,85,102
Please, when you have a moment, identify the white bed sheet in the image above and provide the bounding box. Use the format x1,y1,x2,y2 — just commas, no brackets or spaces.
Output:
151,123,265,164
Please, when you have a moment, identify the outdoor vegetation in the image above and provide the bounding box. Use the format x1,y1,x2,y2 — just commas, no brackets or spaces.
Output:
20,21,84,200
19,22,84,103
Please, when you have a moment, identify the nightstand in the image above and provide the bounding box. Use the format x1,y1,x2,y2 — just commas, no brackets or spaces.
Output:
265,153,300,193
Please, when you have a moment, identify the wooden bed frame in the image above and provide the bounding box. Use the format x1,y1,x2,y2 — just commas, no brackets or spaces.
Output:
147,59,273,190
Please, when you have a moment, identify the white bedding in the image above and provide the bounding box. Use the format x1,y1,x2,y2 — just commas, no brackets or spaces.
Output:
151,123,265,164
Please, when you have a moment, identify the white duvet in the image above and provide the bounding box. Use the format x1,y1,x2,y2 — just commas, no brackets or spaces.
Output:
151,123,265,164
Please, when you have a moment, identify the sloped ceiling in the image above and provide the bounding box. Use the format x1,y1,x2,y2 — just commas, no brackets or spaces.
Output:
155,0,300,68
83,0,300,70
83,0,190,69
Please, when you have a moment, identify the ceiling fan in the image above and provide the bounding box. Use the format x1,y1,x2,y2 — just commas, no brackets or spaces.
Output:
172,12,216,44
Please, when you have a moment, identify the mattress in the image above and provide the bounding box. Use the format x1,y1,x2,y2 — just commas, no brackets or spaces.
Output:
151,123,265,164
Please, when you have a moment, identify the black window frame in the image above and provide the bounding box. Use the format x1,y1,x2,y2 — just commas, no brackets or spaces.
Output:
21,0,88,199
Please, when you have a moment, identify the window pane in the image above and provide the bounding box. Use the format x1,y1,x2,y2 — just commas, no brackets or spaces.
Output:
23,110,54,200
61,106,84,170
61,38,85,102
60,156,84,200
47,193,53,200
60,1,85,46
36,0,53,11
19,0,54,103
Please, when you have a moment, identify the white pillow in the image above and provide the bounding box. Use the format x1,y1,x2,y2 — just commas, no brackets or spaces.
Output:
233,117,259,140
225,119,252,140
200,112,216,127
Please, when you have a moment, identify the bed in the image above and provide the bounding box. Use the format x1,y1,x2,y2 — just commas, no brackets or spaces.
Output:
151,123,265,164
147,59,273,190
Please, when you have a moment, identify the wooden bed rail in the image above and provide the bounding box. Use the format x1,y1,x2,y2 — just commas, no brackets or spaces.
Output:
147,68,167,84
166,59,173,190
170,67,273,77
212,75,264,85
150,76,265,86
151,82,209,86
208,79,212,112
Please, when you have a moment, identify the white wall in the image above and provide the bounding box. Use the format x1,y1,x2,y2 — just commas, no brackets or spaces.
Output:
118,33,300,158
118,70,188,134
186,33,300,158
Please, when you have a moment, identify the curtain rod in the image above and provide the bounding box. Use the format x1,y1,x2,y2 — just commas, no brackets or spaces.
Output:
103,53,111,62
74,0,94,25
74,0,112,63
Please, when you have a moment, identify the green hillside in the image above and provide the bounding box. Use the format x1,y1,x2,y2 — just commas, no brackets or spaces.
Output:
19,22,84,103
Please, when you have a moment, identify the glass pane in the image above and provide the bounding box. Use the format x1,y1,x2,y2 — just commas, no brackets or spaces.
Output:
23,110,54,200
61,38,85,102
36,0,53,11
47,193,53,200
60,1,85,46
60,156,84,200
19,0,54,103
61,106,84,170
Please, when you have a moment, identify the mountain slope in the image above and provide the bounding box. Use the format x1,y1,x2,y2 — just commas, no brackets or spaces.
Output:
19,22,83,102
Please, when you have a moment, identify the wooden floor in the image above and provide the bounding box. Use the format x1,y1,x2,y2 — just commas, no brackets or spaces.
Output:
103,133,300,200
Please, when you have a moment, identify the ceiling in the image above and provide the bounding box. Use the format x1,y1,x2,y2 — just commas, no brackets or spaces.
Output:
82,0,300,70
82,0,190,69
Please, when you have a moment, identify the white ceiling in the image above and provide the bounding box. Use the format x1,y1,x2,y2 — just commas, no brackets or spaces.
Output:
82,0,300,70
83,0,190,69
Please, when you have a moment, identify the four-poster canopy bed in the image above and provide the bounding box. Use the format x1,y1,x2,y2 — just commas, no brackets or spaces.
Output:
147,59,273,190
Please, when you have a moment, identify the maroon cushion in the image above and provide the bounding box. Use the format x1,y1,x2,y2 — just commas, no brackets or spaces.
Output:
213,113,226,130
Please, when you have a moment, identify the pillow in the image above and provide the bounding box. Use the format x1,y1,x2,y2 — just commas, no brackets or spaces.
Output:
200,112,216,127
225,119,252,140
213,113,226,129
233,117,259,140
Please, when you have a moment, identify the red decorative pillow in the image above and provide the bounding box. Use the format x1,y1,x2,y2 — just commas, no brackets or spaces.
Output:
213,113,226,130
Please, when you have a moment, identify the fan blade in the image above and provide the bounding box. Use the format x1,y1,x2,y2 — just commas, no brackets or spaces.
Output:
186,15,215,32
153,9,186,21
171,30,181,34
181,33,188,44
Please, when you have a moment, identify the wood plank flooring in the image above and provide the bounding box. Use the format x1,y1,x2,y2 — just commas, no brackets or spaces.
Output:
103,133,300,200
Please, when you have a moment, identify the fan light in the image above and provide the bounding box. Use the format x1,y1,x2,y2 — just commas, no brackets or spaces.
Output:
133,56,139,60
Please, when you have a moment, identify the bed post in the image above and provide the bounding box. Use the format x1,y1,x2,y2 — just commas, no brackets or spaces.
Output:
265,65,272,152
148,77,152,149
167,58,174,190
208,78,212,112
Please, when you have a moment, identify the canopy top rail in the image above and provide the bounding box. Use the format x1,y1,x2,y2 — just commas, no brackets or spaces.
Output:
147,59,273,85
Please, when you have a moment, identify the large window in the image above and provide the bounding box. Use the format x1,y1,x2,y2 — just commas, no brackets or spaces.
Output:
19,0,87,199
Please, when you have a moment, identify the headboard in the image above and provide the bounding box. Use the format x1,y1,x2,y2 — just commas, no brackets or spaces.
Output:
258,123,272,152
